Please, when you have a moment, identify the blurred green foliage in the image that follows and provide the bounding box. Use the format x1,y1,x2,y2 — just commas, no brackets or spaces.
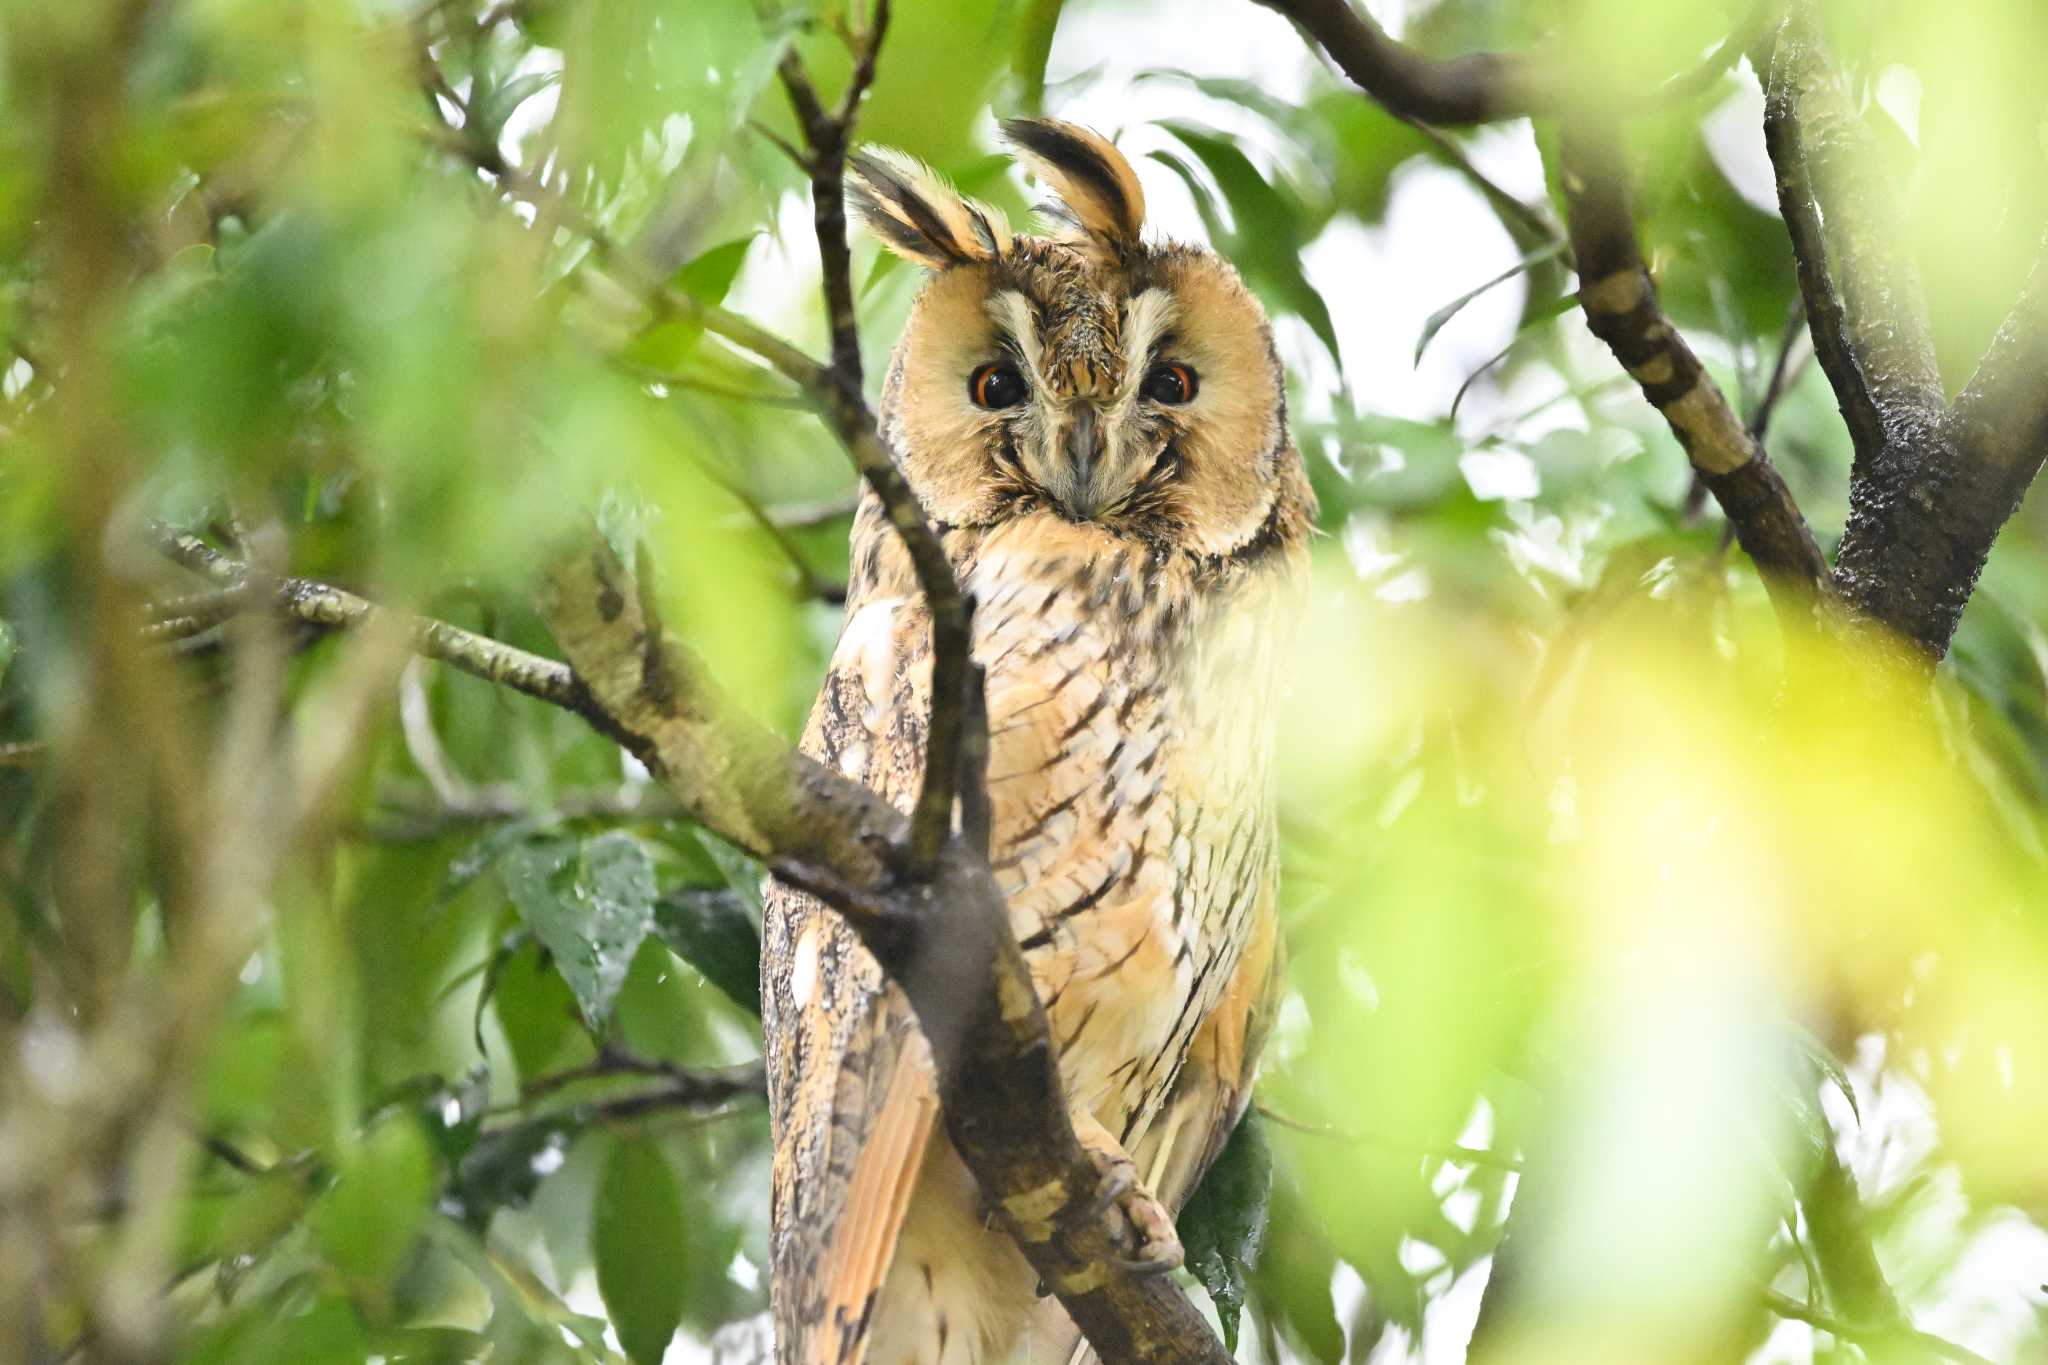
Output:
2,0,2047,1362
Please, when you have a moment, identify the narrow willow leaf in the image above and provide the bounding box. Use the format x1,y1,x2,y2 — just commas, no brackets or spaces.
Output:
1449,295,1576,420
1415,240,1566,365
500,832,658,1032
1793,1024,1862,1125
595,1138,690,1365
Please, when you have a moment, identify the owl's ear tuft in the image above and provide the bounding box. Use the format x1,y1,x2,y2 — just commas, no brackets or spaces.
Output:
847,149,1011,270
1000,118,1146,259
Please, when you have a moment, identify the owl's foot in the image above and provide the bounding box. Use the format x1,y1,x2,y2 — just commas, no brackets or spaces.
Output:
1072,1111,1183,1276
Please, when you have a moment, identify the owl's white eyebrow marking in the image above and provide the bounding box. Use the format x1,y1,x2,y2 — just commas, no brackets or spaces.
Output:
1120,289,1179,396
987,290,1046,386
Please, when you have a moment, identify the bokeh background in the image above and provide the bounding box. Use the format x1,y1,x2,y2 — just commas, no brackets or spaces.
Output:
4,0,2048,1362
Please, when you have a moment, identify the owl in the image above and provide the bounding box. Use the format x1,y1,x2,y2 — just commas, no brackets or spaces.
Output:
761,119,1316,1365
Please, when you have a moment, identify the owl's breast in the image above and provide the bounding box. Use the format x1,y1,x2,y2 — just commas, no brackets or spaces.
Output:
961,515,1284,1137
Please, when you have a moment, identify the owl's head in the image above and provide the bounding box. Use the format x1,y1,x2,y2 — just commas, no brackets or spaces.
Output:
849,119,1307,559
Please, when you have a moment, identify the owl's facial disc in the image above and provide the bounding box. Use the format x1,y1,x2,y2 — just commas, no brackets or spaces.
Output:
970,284,1194,524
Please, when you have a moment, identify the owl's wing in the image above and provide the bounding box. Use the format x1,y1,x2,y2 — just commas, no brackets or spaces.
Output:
1135,876,1283,1211
764,585,941,1365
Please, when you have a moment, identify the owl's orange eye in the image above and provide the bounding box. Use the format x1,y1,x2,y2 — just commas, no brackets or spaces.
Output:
1141,363,1198,405
970,362,1028,409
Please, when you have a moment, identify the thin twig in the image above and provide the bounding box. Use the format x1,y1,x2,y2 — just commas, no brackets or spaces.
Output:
515,1051,765,1109
149,522,590,716
1405,119,1569,258
1749,299,1812,440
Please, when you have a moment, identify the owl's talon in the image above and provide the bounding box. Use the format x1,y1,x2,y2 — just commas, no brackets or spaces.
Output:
1084,1160,1136,1220
1075,1132,1183,1275
1114,1247,1184,1277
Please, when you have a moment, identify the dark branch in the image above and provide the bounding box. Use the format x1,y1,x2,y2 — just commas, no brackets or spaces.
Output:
1255,0,1553,124
772,0,978,875
1749,300,1811,441
1559,123,1827,601
1260,0,1768,126
1760,5,1943,468
1758,3,2047,657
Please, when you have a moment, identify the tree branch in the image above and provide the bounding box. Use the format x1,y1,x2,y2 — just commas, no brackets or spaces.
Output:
537,543,1231,1365
1759,4,1944,467
1757,3,2048,657
432,25,970,872
1253,0,1557,124
149,522,590,715
769,0,975,875
1559,122,1828,600
1258,0,1769,126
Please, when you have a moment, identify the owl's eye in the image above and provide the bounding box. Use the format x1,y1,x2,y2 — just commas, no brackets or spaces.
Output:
970,362,1028,409
1141,363,1198,405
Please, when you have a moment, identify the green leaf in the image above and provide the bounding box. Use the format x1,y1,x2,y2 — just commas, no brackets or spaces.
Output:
1177,1110,1273,1351
1415,240,1567,364
652,886,761,1016
476,69,562,139
501,832,659,1032
672,237,754,304
312,1115,435,1287
621,237,756,373
1155,121,1341,364
594,1138,690,1365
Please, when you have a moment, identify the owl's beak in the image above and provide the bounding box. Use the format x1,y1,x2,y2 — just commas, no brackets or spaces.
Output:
1060,404,1105,518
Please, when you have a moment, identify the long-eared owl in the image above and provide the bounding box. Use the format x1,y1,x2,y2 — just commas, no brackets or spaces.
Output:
762,118,1315,1365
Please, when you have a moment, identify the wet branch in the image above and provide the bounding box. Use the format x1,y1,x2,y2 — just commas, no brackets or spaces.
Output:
1560,122,1827,601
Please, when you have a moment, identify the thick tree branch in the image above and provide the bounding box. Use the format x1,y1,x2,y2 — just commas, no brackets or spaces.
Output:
1758,4,2048,657
1760,5,1944,466
538,544,1231,1365
1560,123,1827,600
